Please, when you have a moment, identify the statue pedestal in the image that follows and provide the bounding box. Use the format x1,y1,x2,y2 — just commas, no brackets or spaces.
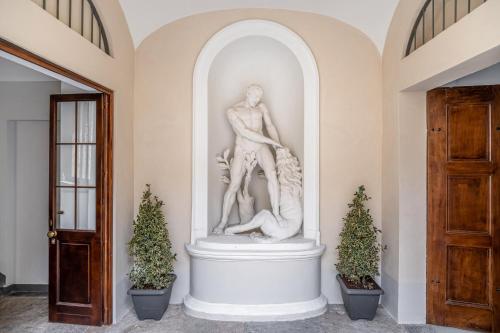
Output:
184,235,327,322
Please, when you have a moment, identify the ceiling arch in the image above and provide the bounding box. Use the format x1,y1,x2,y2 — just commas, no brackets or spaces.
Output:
118,0,400,53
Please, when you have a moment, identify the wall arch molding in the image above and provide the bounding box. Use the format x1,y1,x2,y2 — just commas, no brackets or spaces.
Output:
191,19,320,244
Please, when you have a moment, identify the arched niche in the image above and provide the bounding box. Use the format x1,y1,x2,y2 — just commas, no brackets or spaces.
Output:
207,35,304,230
191,19,320,244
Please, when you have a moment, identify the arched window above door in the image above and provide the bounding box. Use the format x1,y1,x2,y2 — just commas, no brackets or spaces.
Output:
32,0,110,55
406,0,487,56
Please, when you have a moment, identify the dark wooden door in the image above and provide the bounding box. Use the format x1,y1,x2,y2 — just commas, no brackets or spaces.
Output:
427,86,500,332
48,94,105,326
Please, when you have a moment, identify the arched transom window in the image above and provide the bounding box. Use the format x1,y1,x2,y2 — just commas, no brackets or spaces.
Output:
31,0,110,55
406,0,487,56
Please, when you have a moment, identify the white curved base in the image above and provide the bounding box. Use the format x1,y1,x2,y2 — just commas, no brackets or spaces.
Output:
184,236,326,322
184,294,327,322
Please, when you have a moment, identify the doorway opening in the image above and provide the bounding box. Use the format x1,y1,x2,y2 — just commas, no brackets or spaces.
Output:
427,63,500,332
0,39,113,326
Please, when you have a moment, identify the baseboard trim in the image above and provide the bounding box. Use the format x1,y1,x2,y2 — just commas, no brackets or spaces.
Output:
0,284,48,295
184,294,328,322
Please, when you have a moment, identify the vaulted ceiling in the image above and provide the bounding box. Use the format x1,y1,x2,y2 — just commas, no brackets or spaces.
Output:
118,0,400,53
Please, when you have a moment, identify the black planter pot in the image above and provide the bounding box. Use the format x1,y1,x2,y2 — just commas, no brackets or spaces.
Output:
336,274,384,320
128,275,176,320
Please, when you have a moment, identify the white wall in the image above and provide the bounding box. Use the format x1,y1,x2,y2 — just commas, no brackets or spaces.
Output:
396,91,427,322
207,36,304,229
15,120,50,284
0,81,60,285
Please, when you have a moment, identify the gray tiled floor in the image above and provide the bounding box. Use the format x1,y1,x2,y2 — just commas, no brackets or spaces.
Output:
0,295,473,333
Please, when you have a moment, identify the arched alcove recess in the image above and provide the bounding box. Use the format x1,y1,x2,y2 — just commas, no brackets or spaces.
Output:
191,19,320,244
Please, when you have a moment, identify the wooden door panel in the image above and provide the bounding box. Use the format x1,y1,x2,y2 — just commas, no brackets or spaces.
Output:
447,175,490,233
59,242,91,304
446,162,495,174
445,306,492,332
428,86,499,332
447,104,490,161
445,86,494,103
446,246,490,305
445,234,493,248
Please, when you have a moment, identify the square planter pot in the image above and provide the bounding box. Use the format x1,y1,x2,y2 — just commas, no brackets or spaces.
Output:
336,274,383,320
128,274,176,320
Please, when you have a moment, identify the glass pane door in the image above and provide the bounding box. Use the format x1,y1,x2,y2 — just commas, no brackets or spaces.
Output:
56,100,97,230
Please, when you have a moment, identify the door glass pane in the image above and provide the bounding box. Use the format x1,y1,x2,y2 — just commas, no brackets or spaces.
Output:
77,188,96,230
57,187,75,229
57,145,75,186
77,145,96,186
77,101,96,143
57,102,76,143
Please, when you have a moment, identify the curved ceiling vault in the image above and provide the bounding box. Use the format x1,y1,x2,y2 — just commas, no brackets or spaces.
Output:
118,0,400,54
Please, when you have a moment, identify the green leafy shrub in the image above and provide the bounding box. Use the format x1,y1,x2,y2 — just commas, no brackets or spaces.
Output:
129,184,176,289
336,185,382,289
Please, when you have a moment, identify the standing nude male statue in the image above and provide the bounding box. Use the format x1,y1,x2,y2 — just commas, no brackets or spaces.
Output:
213,85,283,234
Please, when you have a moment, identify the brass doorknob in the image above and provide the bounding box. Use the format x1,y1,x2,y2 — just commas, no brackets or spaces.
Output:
47,230,57,239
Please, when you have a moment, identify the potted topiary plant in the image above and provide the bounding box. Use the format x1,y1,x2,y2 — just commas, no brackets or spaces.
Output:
128,184,176,320
336,185,384,320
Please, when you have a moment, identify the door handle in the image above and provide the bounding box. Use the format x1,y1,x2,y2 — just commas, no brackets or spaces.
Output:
496,288,500,292
47,230,57,239
57,210,64,215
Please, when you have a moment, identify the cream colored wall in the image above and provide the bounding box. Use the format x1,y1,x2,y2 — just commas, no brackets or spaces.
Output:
382,0,500,324
134,9,382,304
0,0,135,321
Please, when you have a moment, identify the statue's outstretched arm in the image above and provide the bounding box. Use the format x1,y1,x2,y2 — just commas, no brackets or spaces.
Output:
227,109,281,147
260,104,280,144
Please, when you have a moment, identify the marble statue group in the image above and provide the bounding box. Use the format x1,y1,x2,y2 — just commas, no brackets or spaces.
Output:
214,85,303,242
